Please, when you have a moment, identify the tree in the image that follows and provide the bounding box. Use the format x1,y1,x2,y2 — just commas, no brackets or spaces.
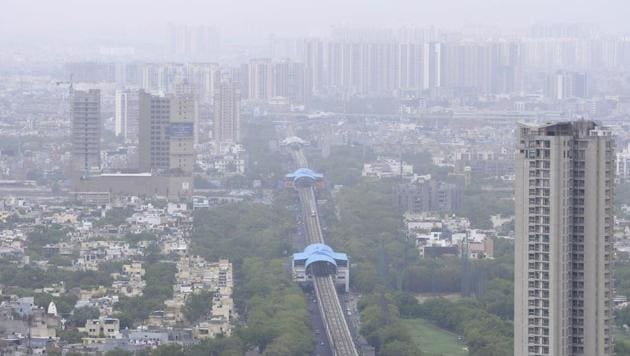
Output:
150,345,189,356
69,306,100,327
310,145,376,186
403,150,451,181
242,120,285,184
615,260,630,298
380,340,423,356
409,297,513,356
328,180,417,293
233,258,314,355
456,186,513,229
190,336,245,355
479,278,513,320
616,338,630,355
184,291,214,324
114,262,176,327
46,294,79,316
94,207,134,227
192,203,293,267
122,232,156,247
57,328,86,344
48,254,73,267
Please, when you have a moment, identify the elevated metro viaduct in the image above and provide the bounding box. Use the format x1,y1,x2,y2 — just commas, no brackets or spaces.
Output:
293,243,350,292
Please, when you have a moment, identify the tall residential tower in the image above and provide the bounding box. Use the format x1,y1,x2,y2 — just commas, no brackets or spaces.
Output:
514,121,614,356
71,89,101,174
114,89,139,142
138,91,195,175
213,79,241,143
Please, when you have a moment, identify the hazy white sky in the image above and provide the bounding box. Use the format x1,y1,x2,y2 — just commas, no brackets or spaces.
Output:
2,0,629,43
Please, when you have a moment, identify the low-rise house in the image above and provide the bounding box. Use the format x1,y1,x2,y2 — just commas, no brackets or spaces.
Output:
83,317,122,342
406,213,494,259
362,158,413,179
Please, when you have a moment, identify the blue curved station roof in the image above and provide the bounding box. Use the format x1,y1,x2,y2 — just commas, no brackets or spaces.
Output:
285,168,323,183
293,243,348,269
281,136,309,146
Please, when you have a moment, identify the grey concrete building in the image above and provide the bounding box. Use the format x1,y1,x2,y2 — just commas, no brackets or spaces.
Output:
72,173,192,200
71,89,101,174
514,121,615,356
213,79,241,143
247,59,273,100
395,175,462,213
138,91,195,175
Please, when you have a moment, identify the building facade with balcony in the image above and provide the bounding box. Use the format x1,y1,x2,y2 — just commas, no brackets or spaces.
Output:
514,121,615,356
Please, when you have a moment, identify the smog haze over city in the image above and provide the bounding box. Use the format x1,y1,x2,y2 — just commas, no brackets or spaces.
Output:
2,1,630,356
2,0,630,43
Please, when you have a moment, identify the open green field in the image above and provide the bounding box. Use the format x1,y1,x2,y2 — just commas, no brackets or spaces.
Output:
402,318,469,356
617,329,630,345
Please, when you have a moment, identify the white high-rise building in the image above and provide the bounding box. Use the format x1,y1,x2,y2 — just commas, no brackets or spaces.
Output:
514,121,615,356
167,24,220,60
423,42,442,89
114,90,139,142
247,59,273,101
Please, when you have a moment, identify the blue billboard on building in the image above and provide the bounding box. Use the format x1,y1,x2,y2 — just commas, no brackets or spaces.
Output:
168,123,194,137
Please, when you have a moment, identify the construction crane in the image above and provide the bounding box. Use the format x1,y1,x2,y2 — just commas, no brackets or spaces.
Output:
55,73,74,93
54,74,74,118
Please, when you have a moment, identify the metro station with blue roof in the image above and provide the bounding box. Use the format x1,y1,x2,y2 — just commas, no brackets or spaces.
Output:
284,168,325,189
292,243,349,292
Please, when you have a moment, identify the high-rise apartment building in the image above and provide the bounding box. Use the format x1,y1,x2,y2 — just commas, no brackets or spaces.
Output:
247,59,273,100
188,63,221,104
71,89,101,174
546,71,589,100
138,91,195,175
167,24,220,60
115,89,139,142
423,42,443,90
514,121,615,356
273,60,309,105
304,39,325,91
398,42,423,90
213,79,241,143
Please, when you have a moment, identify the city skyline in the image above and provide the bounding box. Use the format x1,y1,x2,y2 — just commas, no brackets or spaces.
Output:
2,1,630,355
2,1,630,47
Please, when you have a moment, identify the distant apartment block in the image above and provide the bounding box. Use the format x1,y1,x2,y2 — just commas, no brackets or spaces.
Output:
138,91,195,175
362,158,413,179
71,89,101,174
396,174,462,213
213,79,241,143
115,89,140,143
